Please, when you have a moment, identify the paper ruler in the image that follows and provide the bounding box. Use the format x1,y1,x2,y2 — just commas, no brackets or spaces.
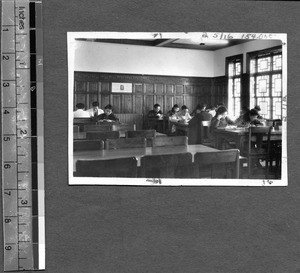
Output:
1,0,45,270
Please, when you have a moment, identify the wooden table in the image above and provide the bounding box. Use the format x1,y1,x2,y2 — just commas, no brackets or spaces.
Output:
73,144,219,171
73,131,167,140
214,128,282,150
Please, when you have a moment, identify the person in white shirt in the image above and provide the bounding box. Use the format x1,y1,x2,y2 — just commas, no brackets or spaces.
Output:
73,103,90,118
170,105,192,123
87,101,104,118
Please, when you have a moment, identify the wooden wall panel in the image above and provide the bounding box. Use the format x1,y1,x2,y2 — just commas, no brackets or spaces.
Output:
122,94,133,113
74,72,227,118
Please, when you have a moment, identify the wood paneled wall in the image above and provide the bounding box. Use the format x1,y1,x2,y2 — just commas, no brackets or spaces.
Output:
74,72,227,115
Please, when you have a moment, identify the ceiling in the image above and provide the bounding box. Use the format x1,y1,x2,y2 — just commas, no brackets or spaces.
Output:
75,38,251,51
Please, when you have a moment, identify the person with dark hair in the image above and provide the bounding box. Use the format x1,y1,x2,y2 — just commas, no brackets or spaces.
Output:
87,101,104,117
166,104,180,118
193,102,212,121
243,108,264,127
254,105,265,122
95,104,119,122
211,106,235,130
170,105,192,123
73,103,90,118
147,104,163,119
235,106,250,127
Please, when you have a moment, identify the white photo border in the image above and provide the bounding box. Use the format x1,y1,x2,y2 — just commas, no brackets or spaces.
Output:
68,32,287,186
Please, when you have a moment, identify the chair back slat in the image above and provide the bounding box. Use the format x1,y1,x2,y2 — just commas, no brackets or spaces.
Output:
111,124,136,132
84,124,112,132
73,140,104,151
105,137,146,150
126,130,156,147
153,136,188,147
194,149,240,178
140,152,192,178
75,157,138,177
86,131,119,140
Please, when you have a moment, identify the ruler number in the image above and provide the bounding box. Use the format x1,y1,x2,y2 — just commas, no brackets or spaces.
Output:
3,110,10,115
2,55,10,60
2,28,9,31
21,199,28,205
4,164,11,169
4,218,11,223
20,129,27,135
4,191,11,196
5,246,12,251
3,136,11,141
3,82,10,87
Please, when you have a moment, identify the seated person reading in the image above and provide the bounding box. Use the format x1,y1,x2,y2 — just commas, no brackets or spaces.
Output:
148,104,163,119
95,104,119,122
73,103,90,118
237,108,264,128
193,103,212,121
166,104,180,118
254,105,266,125
210,106,235,130
235,106,250,127
170,105,192,124
87,101,104,118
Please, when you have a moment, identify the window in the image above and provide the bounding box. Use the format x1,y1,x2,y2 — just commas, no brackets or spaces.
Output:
249,47,282,119
226,55,242,118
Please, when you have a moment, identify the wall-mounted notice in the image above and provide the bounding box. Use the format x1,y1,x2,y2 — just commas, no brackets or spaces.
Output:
111,82,132,93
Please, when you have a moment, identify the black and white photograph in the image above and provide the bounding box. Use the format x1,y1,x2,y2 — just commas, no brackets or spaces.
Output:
68,32,287,186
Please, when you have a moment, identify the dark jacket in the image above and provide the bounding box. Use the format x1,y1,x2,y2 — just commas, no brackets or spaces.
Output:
96,113,119,122
147,109,163,118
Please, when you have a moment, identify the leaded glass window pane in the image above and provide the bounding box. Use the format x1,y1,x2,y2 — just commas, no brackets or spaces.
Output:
234,78,240,96
272,74,282,96
272,98,282,119
250,59,256,74
256,75,269,97
256,98,270,119
228,63,234,76
235,62,241,75
257,57,271,72
273,54,282,70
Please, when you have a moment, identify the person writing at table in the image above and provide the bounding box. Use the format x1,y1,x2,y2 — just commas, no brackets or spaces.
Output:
87,101,104,118
73,103,90,118
95,104,119,122
237,108,264,127
170,105,192,124
166,104,180,118
211,106,235,130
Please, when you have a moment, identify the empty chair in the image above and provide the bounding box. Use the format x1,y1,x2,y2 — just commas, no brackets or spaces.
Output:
73,140,104,151
140,153,192,178
126,130,156,147
244,126,271,179
111,124,136,132
86,131,119,141
75,157,138,177
193,149,240,178
84,124,112,132
153,136,188,147
105,137,147,150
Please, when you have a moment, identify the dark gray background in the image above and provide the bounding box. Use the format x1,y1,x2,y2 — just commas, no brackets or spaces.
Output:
1,0,300,272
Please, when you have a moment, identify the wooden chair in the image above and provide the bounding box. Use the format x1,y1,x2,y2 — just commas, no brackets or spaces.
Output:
126,130,156,147
153,136,188,147
73,125,79,133
140,153,193,178
200,121,213,146
86,131,119,141
105,137,147,150
84,124,112,132
75,157,138,177
245,126,271,179
73,140,104,151
111,123,136,132
193,149,240,178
